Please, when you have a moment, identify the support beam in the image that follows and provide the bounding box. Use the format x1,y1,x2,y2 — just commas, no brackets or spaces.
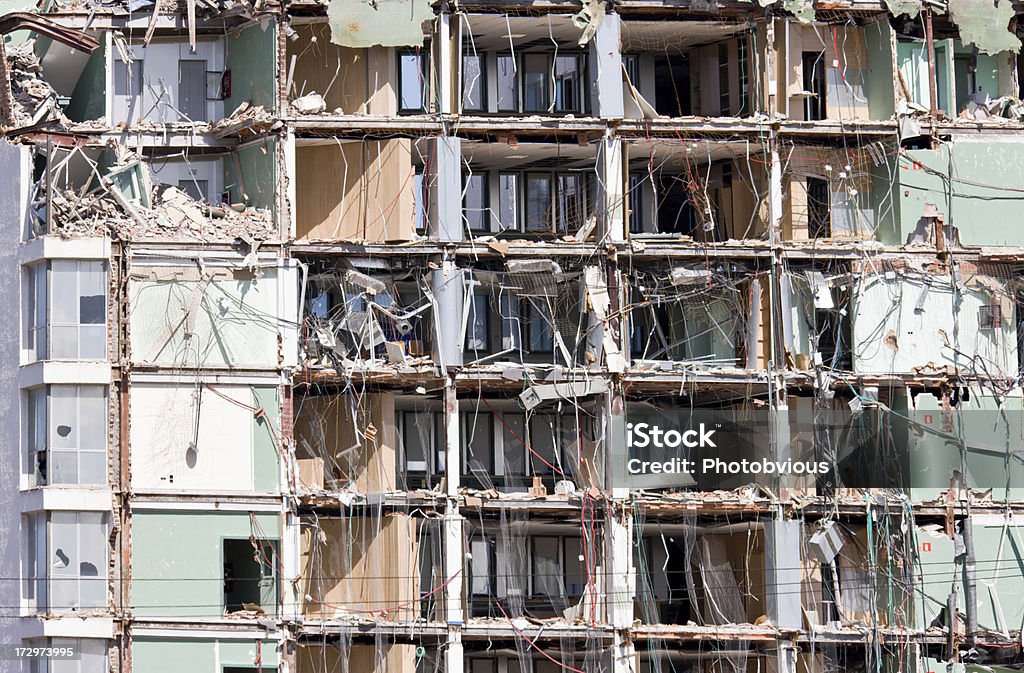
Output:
588,13,624,119
428,136,463,242
596,135,625,243
430,264,465,370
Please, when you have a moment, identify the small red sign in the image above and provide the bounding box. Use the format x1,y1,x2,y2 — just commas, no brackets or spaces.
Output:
921,542,932,552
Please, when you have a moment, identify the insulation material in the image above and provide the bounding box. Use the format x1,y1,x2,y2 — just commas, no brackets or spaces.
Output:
948,0,1021,55
292,393,397,492
698,536,747,624
326,0,433,49
300,514,421,620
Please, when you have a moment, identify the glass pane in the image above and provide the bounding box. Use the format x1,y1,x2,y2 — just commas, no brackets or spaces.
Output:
77,639,108,673
465,293,488,352
414,172,426,232
564,537,586,595
34,514,47,607
469,538,491,595
502,413,526,477
556,174,585,233
79,326,106,360
497,55,518,112
532,537,560,596
78,387,107,451
78,513,106,606
50,326,78,359
28,387,46,468
78,262,105,325
50,261,77,324
463,173,488,231
462,54,484,111
498,173,518,230
400,52,425,111
525,174,552,231
31,263,47,359
523,54,549,112
49,450,78,485
79,451,107,485
464,412,492,472
554,55,580,112
404,413,429,471
49,386,77,450
527,302,553,353
500,294,521,351
530,414,557,475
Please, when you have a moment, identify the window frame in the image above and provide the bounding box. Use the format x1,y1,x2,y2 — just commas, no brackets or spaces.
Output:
398,48,430,114
462,52,487,112
462,172,490,233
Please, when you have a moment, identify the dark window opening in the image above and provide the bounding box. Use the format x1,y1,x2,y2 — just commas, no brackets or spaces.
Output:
802,51,826,121
463,53,486,111
463,173,489,232
807,177,831,238
653,54,690,116
656,176,698,235
718,43,730,116
223,538,278,614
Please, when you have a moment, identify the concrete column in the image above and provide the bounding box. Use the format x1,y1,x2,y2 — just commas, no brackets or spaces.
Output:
427,136,463,242
437,10,454,115
442,380,464,673
588,13,624,119
430,263,465,369
596,135,625,244
765,516,801,673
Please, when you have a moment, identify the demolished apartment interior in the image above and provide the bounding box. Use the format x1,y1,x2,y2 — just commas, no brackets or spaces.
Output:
6,0,1024,671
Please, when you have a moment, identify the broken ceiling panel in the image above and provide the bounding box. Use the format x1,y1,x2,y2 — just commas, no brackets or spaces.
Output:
948,0,1021,54
781,0,815,23
326,0,433,48
883,0,922,18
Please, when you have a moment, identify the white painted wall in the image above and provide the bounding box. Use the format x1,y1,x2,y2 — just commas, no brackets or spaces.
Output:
130,382,256,492
852,275,1017,375
111,38,226,125
0,140,31,646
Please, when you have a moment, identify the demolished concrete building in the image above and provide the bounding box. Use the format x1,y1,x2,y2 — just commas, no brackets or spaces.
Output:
2,0,1024,671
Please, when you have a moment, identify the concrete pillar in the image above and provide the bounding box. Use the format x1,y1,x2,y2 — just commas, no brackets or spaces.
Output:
596,135,625,244
588,13,624,119
765,516,801,673
442,381,464,673
436,10,454,115
430,263,465,369
428,136,463,242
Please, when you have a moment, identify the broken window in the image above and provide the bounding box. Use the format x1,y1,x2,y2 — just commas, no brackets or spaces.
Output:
525,173,553,231
524,301,554,353
462,53,486,112
553,55,584,113
463,173,489,232
25,385,107,487
464,412,494,477
26,639,107,673
497,172,519,230
468,535,496,616
399,410,444,486
26,260,107,361
399,49,429,113
807,177,831,238
555,174,587,233
802,52,826,121
28,511,109,612
223,538,278,613
465,292,490,352
531,536,561,596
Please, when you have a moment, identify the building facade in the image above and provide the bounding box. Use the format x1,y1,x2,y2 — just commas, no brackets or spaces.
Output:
0,0,1023,671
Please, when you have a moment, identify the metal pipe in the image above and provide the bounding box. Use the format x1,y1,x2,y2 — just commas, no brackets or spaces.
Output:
963,517,978,646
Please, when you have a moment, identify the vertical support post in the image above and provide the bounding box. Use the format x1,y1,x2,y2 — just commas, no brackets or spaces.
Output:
430,263,465,369
443,380,464,673
765,516,801,673
597,135,625,244
588,13,624,119
437,9,454,115
926,8,939,118
428,136,463,242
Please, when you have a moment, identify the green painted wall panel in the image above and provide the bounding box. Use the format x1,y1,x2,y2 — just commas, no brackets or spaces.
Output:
66,45,106,123
864,19,896,120
222,139,277,214
886,141,1024,246
132,511,280,618
133,638,279,673
226,22,277,114
253,387,281,492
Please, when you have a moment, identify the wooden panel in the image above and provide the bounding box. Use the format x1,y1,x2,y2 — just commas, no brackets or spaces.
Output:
296,140,414,242
300,513,421,621
288,25,368,114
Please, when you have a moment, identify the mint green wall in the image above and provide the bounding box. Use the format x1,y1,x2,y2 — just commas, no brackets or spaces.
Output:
226,22,277,114
222,139,277,213
65,45,106,123
914,521,1024,631
253,387,281,492
864,19,896,119
133,638,279,673
132,511,280,618
881,141,1024,246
